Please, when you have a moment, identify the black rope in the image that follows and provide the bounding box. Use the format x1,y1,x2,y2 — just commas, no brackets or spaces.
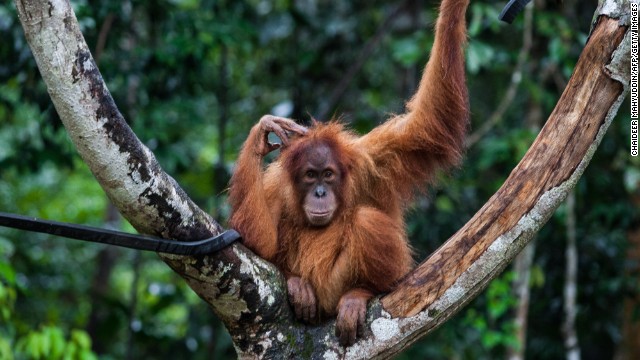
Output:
499,0,532,24
0,212,240,255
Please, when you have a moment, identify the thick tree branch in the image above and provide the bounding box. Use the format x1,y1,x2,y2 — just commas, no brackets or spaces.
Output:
15,0,218,240
377,6,631,357
14,0,631,358
14,0,295,357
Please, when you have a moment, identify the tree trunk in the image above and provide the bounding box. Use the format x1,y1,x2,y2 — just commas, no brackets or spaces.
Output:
14,0,632,357
563,191,581,360
617,191,640,360
507,240,536,360
85,203,121,354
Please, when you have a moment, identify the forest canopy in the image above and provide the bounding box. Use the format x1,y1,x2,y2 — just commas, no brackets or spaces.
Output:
0,0,637,359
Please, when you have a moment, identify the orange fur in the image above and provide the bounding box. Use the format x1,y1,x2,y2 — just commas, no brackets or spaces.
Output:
229,0,469,321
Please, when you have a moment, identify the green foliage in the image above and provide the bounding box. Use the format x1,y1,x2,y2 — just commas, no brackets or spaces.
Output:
14,327,97,360
0,250,17,324
0,0,636,358
461,273,519,354
467,41,497,74
391,31,431,68
1,248,97,360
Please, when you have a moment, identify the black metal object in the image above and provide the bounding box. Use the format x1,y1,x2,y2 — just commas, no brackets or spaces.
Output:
0,212,240,255
499,0,533,24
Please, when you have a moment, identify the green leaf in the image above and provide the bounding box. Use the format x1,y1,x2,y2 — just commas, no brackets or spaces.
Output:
78,350,98,360
466,41,495,74
0,262,16,285
468,3,484,37
0,237,15,259
391,31,429,67
481,330,503,349
0,337,13,360
63,342,77,360
26,333,43,359
46,327,66,359
70,330,92,350
435,196,454,213
391,38,422,67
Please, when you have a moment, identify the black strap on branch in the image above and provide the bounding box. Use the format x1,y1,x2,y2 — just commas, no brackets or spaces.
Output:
499,0,533,24
0,212,240,255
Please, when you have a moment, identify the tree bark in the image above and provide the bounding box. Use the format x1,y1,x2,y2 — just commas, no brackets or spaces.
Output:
14,0,632,358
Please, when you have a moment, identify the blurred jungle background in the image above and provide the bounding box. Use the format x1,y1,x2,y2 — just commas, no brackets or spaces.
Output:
0,0,637,359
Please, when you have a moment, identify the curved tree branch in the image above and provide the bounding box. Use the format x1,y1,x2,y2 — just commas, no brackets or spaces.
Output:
14,0,631,358
14,0,293,356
